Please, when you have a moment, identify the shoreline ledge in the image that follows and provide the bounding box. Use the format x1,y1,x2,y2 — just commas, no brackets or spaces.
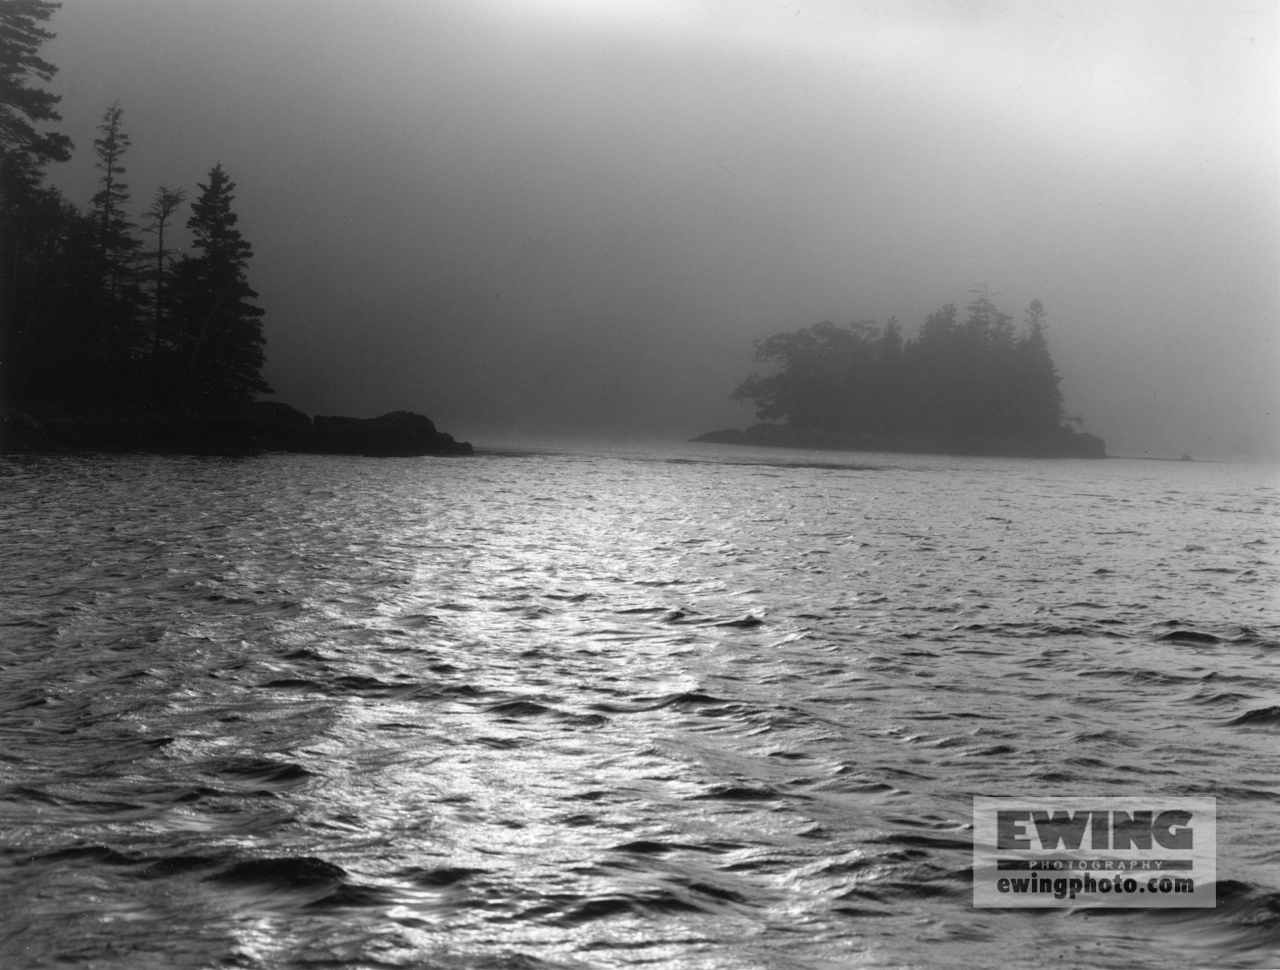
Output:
693,422,1106,459
1,402,473,457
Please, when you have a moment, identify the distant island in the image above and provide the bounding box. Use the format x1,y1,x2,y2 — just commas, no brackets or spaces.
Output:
697,292,1105,459
0,2,468,458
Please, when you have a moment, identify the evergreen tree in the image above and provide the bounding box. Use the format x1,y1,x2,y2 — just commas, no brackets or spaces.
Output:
0,0,71,170
141,185,185,357
0,0,73,404
2,184,94,402
964,285,997,343
1015,299,1064,435
916,303,957,346
875,317,906,436
90,104,137,296
961,286,1018,434
879,316,903,362
906,303,959,435
171,163,270,409
89,101,145,372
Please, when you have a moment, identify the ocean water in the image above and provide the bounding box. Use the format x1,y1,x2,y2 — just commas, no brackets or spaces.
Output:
1,441,1278,969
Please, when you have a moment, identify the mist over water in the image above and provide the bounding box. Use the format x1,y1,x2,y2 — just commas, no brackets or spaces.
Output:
3,444,1278,968
39,0,1280,460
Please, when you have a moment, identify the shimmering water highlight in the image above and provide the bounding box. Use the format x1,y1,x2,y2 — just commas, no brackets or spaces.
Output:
2,445,1278,968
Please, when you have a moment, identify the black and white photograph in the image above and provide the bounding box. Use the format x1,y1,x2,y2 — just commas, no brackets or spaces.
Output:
1,1,1277,966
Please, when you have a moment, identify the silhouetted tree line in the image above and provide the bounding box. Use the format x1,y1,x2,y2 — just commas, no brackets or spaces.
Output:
1,0,269,416
729,290,1097,454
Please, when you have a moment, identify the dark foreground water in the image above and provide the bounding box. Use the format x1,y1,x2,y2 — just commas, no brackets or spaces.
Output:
2,442,1278,969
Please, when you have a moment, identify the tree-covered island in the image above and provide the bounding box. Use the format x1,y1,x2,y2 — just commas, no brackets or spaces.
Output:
699,291,1106,458
0,1,469,456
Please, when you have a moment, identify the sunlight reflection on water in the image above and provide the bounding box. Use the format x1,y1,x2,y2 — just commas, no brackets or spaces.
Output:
1,446,1278,968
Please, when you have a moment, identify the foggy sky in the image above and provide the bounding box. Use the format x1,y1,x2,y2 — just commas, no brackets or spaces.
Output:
42,0,1279,458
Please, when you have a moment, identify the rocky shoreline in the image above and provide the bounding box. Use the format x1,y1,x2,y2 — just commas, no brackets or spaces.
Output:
693,422,1106,459
1,401,473,457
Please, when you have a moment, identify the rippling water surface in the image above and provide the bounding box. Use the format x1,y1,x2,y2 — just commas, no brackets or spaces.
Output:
2,442,1278,968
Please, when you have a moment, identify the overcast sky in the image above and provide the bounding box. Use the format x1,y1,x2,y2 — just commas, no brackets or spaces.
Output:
42,0,1279,458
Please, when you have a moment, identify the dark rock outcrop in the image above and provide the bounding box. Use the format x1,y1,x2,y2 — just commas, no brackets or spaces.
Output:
311,410,471,456
1065,432,1107,459
1,403,472,457
245,402,316,451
